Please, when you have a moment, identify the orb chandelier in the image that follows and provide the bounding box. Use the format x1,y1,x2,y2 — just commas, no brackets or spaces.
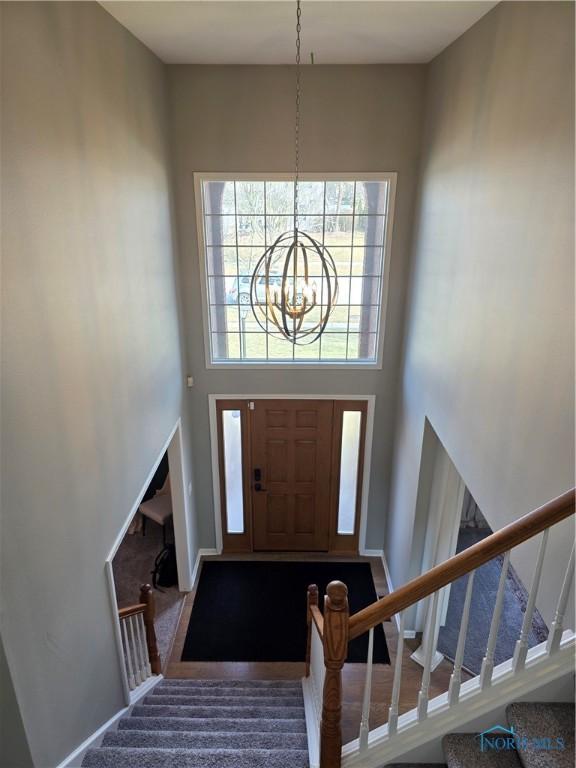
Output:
250,0,338,345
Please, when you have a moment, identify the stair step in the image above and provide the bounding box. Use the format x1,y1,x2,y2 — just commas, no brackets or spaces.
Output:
132,704,305,720
119,716,307,734
151,684,303,699
157,679,302,690
506,703,575,768
443,733,523,767
103,729,308,750
145,693,303,707
82,746,310,767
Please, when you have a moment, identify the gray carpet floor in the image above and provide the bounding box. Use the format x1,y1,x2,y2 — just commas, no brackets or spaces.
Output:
437,528,548,675
112,519,184,667
82,679,309,767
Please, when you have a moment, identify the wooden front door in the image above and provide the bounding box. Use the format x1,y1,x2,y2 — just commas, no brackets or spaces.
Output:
251,400,333,551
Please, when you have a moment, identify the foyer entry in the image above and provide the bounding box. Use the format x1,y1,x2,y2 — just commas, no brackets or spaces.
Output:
214,398,369,553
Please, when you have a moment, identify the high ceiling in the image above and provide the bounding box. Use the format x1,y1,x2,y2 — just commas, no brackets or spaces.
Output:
101,1,498,65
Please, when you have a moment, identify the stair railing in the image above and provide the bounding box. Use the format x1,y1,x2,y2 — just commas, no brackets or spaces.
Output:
118,583,161,690
305,488,575,768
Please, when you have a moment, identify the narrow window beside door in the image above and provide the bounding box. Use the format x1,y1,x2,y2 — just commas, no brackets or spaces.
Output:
222,410,244,534
337,411,362,535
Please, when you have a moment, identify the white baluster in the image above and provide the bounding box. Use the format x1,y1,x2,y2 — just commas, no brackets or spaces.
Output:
128,616,143,685
136,612,152,678
547,544,575,655
387,611,405,735
480,550,510,689
448,569,475,706
358,627,374,752
133,614,148,682
121,618,136,690
417,590,440,721
513,530,549,671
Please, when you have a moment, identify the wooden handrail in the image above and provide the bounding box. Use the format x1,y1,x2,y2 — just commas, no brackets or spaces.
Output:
349,488,575,640
118,603,146,620
311,604,324,636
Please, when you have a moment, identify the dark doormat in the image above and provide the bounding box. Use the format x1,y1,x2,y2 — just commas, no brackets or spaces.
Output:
181,561,391,664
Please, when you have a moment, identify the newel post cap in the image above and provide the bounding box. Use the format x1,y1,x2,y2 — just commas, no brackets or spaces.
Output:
326,580,348,609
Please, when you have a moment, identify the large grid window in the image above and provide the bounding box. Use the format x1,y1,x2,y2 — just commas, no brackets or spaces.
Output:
197,176,394,365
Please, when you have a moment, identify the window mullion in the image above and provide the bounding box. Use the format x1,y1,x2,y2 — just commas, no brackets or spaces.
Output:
234,182,241,360
346,183,357,361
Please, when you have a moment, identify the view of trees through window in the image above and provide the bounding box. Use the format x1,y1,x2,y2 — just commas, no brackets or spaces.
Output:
200,178,391,363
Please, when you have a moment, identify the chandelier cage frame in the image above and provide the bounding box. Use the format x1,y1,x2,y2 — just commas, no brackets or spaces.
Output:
249,229,339,345
249,0,339,345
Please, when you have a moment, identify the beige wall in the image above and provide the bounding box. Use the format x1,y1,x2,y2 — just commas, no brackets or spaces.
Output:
3,3,574,763
1,3,192,765
167,64,425,548
387,1,575,626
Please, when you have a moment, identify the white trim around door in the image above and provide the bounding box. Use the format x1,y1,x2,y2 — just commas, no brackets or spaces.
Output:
208,394,375,555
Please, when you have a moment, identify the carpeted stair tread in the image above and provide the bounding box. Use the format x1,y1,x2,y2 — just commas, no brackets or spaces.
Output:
145,693,303,707
103,729,308,750
156,678,302,689
118,716,307,733
151,684,303,699
444,734,523,767
506,703,575,768
82,746,309,767
84,678,309,766
132,703,304,719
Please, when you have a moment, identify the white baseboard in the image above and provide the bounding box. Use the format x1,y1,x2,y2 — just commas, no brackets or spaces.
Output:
128,673,163,705
361,549,404,636
56,675,164,768
356,549,419,638
361,548,384,558
379,550,393,593
191,547,219,588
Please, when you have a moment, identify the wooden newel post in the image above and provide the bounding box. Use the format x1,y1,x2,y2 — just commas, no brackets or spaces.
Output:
320,581,349,768
140,584,161,674
306,584,319,677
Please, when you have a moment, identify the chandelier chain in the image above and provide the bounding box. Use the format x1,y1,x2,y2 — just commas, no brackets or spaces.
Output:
249,0,339,347
294,0,301,230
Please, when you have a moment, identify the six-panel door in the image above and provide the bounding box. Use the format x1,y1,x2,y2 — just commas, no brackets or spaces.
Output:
250,400,334,551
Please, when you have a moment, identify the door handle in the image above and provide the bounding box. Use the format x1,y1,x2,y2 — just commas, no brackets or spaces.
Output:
254,483,267,492
254,468,262,481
